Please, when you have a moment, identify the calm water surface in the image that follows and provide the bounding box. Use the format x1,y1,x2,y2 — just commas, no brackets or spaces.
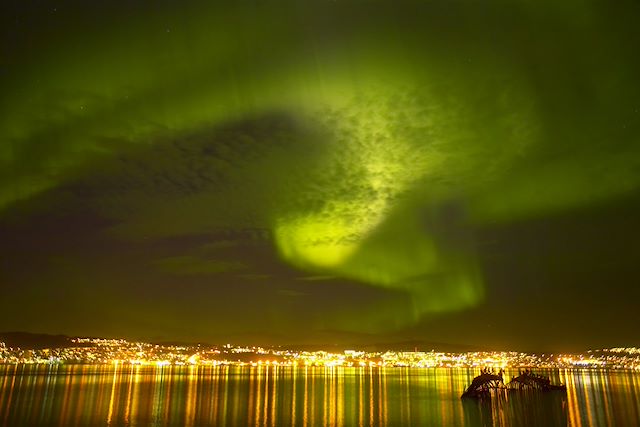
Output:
0,365,639,426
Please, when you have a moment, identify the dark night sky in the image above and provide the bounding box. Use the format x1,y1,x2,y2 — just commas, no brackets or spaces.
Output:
1,0,639,352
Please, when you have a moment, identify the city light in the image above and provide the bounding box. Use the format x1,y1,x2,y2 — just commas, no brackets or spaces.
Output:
1,339,638,370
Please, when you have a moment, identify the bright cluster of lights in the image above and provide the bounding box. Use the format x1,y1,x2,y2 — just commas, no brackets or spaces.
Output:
1,339,639,370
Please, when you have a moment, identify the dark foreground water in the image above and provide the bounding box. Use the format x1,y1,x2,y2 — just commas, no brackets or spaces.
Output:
0,365,639,426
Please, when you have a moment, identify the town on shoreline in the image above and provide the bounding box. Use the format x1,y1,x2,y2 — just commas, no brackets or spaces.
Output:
1,337,639,370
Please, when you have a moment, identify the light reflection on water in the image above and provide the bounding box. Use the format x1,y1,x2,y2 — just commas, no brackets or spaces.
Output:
0,365,639,426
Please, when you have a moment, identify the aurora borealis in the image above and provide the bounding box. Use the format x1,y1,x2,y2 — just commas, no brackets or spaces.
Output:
1,0,639,351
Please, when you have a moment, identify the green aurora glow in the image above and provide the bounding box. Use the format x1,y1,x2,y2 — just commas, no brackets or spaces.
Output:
1,0,639,345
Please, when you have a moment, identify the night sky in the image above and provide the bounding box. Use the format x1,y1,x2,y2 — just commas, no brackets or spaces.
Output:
1,0,639,352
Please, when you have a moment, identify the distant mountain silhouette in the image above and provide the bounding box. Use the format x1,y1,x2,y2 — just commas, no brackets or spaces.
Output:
0,332,76,349
0,330,487,352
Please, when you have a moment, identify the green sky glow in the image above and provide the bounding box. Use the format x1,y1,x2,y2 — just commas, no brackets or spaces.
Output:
1,0,639,345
